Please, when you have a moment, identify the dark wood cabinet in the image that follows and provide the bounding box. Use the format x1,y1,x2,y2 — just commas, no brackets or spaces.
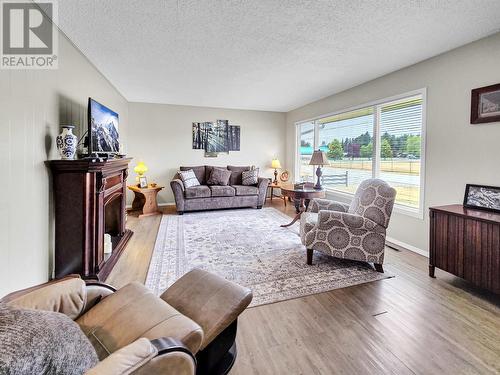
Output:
48,158,133,280
429,204,500,294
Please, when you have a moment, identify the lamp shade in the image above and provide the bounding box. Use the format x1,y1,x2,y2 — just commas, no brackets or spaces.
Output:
309,150,329,166
271,159,282,169
134,161,148,176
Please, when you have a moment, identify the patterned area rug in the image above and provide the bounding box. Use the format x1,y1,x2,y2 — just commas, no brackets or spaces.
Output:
145,207,392,307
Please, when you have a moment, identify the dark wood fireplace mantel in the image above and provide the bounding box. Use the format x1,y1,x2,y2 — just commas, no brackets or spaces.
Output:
48,158,133,280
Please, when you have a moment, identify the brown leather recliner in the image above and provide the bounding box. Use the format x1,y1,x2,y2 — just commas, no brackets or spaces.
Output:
1,269,252,375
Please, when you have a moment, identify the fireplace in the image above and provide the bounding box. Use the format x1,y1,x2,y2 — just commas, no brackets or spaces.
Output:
48,158,133,280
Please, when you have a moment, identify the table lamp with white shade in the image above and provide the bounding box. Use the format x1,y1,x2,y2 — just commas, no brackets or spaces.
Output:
271,158,282,185
309,150,329,189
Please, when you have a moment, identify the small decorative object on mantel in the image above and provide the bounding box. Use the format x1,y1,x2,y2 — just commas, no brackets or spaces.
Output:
471,83,500,124
280,170,290,183
192,120,240,157
56,125,78,160
463,184,500,213
271,158,281,185
309,150,329,190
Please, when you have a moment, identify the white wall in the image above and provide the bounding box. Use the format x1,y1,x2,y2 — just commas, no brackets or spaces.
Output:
286,32,500,253
127,103,285,204
0,31,128,296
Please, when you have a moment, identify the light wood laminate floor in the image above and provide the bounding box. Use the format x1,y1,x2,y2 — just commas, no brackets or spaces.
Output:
108,200,500,375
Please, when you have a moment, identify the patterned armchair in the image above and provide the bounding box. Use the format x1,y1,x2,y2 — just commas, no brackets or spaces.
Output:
300,179,396,272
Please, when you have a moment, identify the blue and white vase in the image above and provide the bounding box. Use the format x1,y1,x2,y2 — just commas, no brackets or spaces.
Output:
56,125,78,160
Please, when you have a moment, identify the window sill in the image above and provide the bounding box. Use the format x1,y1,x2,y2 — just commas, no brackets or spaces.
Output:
392,204,424,220
324,188,424,220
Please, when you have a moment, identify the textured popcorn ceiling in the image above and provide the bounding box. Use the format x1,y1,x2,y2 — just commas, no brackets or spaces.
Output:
56,0,500,112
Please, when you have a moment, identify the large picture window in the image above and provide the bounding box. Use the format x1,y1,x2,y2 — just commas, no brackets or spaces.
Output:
295,90,425,215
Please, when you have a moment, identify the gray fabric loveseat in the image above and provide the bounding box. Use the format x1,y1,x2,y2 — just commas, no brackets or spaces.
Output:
171,165,269,214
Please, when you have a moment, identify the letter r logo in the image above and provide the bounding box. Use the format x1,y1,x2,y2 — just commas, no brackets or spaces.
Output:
2,1,53,54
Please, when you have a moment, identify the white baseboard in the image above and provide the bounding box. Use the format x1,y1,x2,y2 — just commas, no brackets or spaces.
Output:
386,236,428,257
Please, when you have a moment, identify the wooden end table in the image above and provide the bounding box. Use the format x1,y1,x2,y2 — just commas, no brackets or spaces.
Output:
280,184,325,227
127,185,164,218
267,182,287,206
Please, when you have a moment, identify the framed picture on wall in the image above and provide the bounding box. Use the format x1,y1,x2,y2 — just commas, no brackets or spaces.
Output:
192,120,241,156
463,184,500,213
471,83,500,124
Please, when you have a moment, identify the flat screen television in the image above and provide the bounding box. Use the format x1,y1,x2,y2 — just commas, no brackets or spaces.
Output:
88,98,120,155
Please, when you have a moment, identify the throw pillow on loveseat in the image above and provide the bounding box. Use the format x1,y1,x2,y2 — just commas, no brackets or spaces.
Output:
242,168,259,185
179,169,200,188
207,167,232,186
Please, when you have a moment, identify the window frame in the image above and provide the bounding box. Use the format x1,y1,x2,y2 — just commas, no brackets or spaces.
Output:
294,88,427,219
295,121,317,180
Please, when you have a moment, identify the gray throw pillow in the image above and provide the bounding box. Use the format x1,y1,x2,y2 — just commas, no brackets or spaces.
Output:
207,167,232,186
178,169,200,188
227,166,251,185
242,168,259,185
0,303,99,375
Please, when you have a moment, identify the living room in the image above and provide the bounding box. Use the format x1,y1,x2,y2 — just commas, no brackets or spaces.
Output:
1,1,499,374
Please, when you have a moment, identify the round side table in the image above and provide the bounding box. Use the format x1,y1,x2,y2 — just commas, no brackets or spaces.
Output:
279,184,325,227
